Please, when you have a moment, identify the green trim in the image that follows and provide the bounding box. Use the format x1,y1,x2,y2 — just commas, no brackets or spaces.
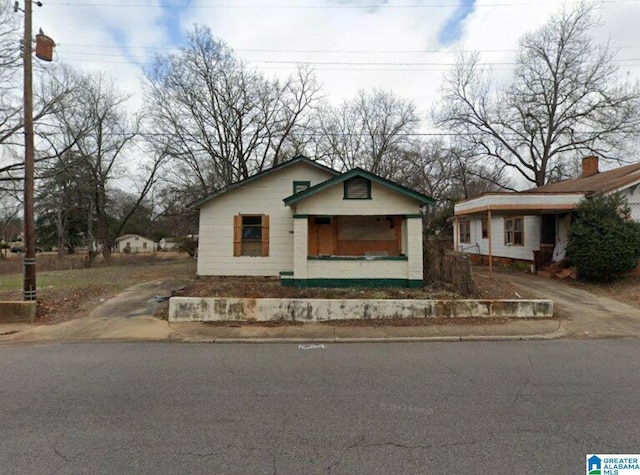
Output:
285,278,424,288
279,271,294,276
343,177,372,200
293,180,311,194
405,214,423,219
191,156,339,209
307,255,407,261
283,167,436,207
293,214,309,218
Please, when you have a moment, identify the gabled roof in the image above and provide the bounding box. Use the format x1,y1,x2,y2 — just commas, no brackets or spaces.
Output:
283,167,435,206
527,162,640,194
191,156,340,208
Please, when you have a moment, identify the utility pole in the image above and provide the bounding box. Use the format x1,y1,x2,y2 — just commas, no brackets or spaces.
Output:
22,0,36,301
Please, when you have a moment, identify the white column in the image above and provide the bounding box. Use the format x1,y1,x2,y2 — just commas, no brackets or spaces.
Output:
406,217,423,281
293,217,309,281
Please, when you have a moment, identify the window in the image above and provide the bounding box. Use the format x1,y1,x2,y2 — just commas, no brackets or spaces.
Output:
314,216,331,225
504,217,524,246
234,215,269,257
293,181,310,194
143,242,147,249
459,220,471,244
344,177,371,199
481,218,488,239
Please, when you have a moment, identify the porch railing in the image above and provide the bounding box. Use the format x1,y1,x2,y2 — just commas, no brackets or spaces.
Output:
533,244,554,269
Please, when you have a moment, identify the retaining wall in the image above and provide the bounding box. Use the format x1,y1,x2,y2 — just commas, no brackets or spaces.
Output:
168,297,553,322
0,301,37,323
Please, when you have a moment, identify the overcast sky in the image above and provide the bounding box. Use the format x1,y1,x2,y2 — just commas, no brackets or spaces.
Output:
32,0,640,123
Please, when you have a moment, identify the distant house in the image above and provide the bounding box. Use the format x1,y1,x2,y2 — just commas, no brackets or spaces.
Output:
159,237,178,251
114,234,155,253
193,156,435,287
453,156,640,270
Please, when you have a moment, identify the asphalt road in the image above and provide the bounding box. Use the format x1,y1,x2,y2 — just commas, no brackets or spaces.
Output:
1,340,638,474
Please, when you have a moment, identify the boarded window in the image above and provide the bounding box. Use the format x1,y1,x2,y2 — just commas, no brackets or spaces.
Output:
344,178,371,199
459,220,471,244
234,215,269,257
504,217,524,246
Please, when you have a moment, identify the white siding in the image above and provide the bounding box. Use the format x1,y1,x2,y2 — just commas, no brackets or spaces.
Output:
457,215,540,261
307,260,408,279
116,235,155,253
294,181,421,215
618,184,640,222
197,163,335,276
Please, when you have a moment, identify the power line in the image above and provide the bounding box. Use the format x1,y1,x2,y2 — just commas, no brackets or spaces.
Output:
58,44,640,54
44,0,639,8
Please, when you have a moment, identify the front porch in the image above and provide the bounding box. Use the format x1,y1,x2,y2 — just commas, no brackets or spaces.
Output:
282,214,424,287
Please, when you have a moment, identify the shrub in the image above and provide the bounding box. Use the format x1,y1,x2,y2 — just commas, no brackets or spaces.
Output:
567,194,640,282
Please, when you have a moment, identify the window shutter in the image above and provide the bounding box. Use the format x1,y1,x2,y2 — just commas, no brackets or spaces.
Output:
233,215,242,256
261,215,270,257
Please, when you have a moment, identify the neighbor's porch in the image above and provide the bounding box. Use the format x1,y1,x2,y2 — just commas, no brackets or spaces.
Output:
453,192,583,275
281,214,424,287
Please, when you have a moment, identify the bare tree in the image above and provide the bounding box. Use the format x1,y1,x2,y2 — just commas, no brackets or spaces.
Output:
314,88,420,179
435,2,640,187
39,71,165,262
143,25,321,205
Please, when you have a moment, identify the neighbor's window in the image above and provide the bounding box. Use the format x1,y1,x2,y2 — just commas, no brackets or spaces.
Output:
459,220,471,244
234,215,269,257
481,218,488,239
293,181,310,194
344,177,371,199
504,217,524,246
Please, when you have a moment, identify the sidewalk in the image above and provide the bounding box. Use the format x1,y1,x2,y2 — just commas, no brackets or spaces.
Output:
0,315,563,344
2,273,639,344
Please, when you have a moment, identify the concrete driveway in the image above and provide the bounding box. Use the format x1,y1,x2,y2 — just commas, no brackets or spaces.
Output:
495,271,640,338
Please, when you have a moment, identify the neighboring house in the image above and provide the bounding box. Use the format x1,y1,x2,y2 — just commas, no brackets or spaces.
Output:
453,156,640,270
194,156,435,287
159,237,178,250
114,234,156,253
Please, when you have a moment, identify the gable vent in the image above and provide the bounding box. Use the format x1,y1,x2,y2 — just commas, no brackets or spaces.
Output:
344,177,371,199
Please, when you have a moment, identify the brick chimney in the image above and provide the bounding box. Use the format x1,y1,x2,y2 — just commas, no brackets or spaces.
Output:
581,156,599,178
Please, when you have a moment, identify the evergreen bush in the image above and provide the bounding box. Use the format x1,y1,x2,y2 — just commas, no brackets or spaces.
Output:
568,194,640,282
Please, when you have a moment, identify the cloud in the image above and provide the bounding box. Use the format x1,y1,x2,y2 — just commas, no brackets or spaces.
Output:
28,0,640,133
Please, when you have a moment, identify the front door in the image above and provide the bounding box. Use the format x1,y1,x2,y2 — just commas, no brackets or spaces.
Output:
308,217,336,256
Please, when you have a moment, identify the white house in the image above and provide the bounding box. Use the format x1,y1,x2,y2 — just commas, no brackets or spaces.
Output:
193,156,435,288
453,156,640,270
114,234,156,253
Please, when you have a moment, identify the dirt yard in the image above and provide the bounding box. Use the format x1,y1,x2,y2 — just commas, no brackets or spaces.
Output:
3,253,635,324
0,253,195,324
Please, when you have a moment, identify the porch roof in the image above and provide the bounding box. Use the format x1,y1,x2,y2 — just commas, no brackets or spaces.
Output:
454,192,584,216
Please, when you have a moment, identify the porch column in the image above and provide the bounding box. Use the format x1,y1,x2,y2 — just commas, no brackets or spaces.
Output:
406,216,424,282
454,216,459,251
292,215,309,281
487,209,493,277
